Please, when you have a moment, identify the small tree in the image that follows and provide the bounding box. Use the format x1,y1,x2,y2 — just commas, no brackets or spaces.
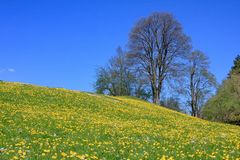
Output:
95,47,150,99
95,66,112,95
182,51,216,117
95,47,133,96
229,54,240,76
160,97,182,112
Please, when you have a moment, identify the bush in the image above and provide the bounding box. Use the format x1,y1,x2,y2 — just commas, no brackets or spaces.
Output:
202,75,240,125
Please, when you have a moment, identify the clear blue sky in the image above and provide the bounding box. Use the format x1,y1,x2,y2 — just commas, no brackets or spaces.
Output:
0,0,240,92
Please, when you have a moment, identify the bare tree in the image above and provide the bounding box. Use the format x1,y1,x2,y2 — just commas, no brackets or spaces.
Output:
95,47,133,96
95,47,150,99
128,12,190,104
183,51,217,117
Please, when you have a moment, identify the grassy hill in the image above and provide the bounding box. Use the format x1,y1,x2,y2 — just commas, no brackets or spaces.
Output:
0,82,240,160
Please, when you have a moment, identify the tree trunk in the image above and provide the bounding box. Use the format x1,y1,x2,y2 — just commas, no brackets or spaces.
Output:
152,88,160,104
191,104,197,117
153,93,160,104
151,84,160,104
157,79,163,105
152,86,157,104
155,91,160,104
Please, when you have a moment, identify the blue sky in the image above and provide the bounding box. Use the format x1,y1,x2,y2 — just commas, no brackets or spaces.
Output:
0,0,240,92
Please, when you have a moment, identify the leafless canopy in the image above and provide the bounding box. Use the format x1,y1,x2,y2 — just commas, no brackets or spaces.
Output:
128,12,190,104
185,51,217,117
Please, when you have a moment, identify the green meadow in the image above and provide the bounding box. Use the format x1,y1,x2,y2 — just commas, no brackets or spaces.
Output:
0,81,240,159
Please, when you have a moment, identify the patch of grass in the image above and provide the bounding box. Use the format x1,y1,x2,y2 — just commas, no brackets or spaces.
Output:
0,82,240,159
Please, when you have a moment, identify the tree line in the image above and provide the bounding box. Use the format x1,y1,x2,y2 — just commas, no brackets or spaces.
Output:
94,12,240,125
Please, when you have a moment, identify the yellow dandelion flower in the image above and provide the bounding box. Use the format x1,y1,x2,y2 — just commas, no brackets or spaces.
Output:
43,149,50,153
52,155,57,159
61,152,68,157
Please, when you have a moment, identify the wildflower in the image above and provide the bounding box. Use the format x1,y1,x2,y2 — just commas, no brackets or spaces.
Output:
43,149,50,153
61,152,68,157
76,155,85,159
52,155,57,159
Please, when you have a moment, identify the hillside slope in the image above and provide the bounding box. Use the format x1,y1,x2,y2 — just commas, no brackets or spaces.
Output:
0,82,240,159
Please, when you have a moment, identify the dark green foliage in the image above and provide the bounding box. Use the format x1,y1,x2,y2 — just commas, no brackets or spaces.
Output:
202,75,240,125
229,55,240,76
202,55,240,125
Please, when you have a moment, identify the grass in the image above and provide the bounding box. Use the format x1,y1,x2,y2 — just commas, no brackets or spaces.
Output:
0,81,240,160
